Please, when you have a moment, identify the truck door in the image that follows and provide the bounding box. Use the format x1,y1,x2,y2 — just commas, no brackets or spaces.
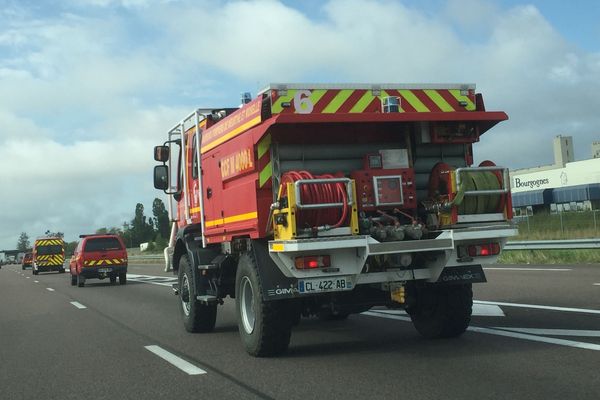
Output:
200,149,224,235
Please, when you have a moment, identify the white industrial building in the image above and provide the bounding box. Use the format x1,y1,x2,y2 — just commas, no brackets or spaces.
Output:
510,135,600,214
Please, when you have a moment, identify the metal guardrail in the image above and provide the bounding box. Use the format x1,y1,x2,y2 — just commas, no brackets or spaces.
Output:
128,239,600,262
128,254,164,260
504,239,600,250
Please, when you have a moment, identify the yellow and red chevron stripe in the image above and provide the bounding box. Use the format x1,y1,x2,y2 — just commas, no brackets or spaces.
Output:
256,133,272,188
35,239,63,246
271,88,476,114
83,258,126,267
35,254,64,265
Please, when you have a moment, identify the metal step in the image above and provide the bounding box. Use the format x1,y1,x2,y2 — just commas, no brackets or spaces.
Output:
172,283,179,295
196,295,218,304
197,264,218,270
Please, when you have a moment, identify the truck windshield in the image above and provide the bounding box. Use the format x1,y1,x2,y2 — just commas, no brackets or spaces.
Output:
36,245,63,255
84,238,123,252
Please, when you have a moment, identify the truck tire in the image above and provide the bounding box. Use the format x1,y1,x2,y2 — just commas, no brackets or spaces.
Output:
119,273,127,285
408,283,472,339
235,253,293,357
77,274,85,287
110,275,117,284
179,256,216,333
70,274,77,286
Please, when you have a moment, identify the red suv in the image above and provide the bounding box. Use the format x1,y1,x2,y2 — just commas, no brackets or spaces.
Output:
70,234,128,287
22,252,33,270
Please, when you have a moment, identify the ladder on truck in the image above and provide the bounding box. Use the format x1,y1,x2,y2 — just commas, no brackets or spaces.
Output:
163,109,209,271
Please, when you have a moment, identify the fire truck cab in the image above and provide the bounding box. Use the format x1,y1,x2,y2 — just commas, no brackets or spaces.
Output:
153,83,517,356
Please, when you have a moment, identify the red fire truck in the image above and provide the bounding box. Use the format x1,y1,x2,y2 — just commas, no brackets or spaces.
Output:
153,83,516,356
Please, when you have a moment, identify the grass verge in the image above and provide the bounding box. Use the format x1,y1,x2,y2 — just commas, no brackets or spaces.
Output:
499,249,600,265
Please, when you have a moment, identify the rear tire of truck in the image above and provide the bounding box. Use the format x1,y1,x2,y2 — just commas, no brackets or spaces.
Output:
59,268,65,273
235,253,293,357
179,256,216,333
110,275,117,284
408,284,472,339
70,274,77,286
77,274,85,288
119,273,127,285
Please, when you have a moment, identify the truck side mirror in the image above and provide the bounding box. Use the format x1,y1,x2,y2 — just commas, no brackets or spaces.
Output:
154,145,169,162
154,165,169,190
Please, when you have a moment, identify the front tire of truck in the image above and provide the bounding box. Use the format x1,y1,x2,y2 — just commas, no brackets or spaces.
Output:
235,253,293,357
408,283,472,339
179,256,216,333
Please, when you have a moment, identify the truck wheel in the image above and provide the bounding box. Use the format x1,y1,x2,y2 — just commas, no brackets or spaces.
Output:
235,253,293,357
77,274,85,287
179,256,216,333
119,273,127,285
110,275,117,284
408,283,472,339
59,268,65,273
70,274,77,286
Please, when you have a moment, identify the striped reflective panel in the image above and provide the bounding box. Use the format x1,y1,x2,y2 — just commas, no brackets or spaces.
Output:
257,133,272,188
37,254,64,265
36,239,63,246
271,88,475,114
84,258,126,266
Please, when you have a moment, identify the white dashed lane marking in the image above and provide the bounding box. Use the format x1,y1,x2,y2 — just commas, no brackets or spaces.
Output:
144,345,206,375
70,301,87,309
46,288,55,292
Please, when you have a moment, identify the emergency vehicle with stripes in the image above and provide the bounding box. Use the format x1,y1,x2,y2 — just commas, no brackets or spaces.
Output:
32,237,65,275
153,83,516,357
69,234,128,287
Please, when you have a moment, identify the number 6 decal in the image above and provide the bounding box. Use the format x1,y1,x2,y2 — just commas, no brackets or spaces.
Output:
293,90,313,114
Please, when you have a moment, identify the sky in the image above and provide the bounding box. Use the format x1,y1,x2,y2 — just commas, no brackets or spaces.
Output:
1,0,599,250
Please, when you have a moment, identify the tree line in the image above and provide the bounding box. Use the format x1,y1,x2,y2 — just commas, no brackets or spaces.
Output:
16,198,170,255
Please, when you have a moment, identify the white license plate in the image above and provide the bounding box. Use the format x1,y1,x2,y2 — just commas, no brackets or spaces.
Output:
298,277,353,294
98,268,112,273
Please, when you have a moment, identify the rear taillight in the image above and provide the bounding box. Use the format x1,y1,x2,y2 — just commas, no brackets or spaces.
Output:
467,243,500,257
294,255,331,270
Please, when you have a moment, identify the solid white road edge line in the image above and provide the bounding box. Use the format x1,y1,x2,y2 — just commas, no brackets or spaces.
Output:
361,311,600,351
70,301,87,309
370,303,505,317
484,268,571,271
46,288,55,292
474,300,600,315
144,345,207,375
468,326,600,351
491,327,600,337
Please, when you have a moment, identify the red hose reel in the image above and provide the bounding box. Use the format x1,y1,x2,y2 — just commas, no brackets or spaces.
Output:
280,171,349,229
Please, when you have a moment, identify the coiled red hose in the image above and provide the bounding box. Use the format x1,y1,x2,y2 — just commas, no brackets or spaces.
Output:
281,170,349,229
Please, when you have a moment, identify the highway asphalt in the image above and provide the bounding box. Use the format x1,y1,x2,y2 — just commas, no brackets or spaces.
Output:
1,262,599,399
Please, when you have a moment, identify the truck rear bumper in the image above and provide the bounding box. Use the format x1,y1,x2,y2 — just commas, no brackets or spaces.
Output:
79,265,127,279
268,224,518,285
34,264,64,272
